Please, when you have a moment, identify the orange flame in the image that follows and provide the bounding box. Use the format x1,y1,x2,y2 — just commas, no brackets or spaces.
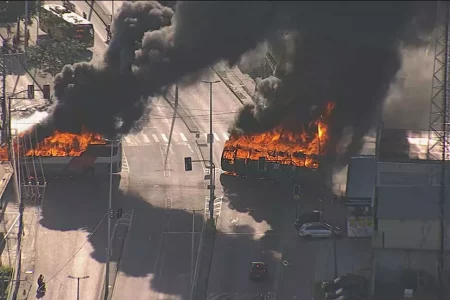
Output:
222,102,335,168
0,131,106,161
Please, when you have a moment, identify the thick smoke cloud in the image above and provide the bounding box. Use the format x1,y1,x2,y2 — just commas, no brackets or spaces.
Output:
30,0,435,164
231,1,436,165
31,0,276,143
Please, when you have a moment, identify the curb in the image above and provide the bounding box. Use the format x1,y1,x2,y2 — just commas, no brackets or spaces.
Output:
83,0,112,27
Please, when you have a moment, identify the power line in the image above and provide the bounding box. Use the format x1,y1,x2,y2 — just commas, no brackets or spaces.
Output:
45,212,108,284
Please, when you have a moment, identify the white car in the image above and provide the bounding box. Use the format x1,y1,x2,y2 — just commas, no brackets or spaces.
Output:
298,222,341,238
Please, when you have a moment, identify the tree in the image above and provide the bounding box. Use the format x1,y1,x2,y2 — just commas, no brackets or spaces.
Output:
0,1,39,23
27,38,87,76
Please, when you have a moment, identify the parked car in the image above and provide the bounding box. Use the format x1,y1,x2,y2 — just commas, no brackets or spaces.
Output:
249,262,268,281
294,210,321,230
321,274,367,294
298,222,341,238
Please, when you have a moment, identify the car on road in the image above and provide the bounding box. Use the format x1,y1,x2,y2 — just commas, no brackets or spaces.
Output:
298,222,341,238
294,210,321,230
321,274,367,294
249,262,268,281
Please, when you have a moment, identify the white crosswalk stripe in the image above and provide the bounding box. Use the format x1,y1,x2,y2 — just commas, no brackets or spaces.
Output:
139,132,151,144
121,132,231,147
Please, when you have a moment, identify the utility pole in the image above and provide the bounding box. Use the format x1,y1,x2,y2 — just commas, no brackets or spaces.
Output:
1,63,6,144
104,139,115,300
190,209,202,298
68,275,89,300
24,1,28,69
111,0,114,21
164,85,178,171
201,80,220,220
427,2,450,299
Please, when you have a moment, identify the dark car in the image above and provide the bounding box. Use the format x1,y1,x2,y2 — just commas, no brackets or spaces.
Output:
249,262,268,281
321,274,367,294
294,210,321,230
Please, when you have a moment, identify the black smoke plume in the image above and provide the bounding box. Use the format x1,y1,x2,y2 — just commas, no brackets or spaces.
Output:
29,0,276,144
29,0,435,164
231,1,437,166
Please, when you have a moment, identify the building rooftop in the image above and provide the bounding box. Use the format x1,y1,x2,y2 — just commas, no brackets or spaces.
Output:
345,156,375,206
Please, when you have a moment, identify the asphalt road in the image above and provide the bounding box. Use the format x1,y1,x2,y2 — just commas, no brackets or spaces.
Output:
33,2,371,300
29,2,114,300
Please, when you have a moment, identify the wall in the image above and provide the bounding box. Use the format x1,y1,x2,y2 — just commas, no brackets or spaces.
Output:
374,248,437,284
377,219,439,250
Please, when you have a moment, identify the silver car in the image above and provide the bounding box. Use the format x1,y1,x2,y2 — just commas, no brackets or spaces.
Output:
298,222,341,238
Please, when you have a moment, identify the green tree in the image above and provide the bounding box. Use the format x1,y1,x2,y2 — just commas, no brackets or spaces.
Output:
27,38,86,76
0,1,39,23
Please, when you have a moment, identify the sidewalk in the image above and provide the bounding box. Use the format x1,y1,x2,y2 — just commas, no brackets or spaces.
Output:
14,205,41,300
212,62,256,106
101,212,132,300
0,21,53,114
0,181,39,300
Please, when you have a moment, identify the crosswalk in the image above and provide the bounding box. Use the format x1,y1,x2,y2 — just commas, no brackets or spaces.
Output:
122,132,230,147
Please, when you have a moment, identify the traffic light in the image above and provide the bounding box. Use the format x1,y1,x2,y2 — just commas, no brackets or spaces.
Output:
258,157,266,171
27,85,34,99
109,209,115,218
42,84,50,100
116,208,123,218
293,185,300,196
184,157,192,171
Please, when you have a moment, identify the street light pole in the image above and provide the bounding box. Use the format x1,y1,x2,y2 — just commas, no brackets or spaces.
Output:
201,80,220,220
189,208,202,298
104,140,114,300
111,0,114,21
68,275,89,300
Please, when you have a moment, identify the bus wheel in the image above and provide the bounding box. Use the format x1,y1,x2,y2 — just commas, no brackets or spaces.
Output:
83,167,95,177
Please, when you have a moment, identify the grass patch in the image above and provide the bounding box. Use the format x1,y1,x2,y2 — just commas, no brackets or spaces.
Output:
0,265,13,298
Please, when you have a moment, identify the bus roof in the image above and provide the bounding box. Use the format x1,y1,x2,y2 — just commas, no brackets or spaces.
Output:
42,4,92,26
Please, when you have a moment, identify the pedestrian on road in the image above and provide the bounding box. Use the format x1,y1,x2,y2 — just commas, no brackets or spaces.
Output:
83,12,87,19
6,24,11,38
37,274,44,287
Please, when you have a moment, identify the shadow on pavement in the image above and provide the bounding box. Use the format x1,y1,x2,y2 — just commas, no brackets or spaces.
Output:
33,172,294,298
220,172,298,229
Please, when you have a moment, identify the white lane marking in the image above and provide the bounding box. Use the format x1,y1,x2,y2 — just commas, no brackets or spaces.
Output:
187,144,194,153
222,132,230,140
140,133,151,144
161,134,169,143
180,133,188,142
124,136,132,145
125,135,138,147
152,134,160,143
121,149,130,173
213,133,220,142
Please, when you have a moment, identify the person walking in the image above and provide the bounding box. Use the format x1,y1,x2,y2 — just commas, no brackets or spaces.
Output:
6,24,11,38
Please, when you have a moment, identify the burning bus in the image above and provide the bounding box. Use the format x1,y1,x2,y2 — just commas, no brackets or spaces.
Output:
0,115,122,176
221,102,334,182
